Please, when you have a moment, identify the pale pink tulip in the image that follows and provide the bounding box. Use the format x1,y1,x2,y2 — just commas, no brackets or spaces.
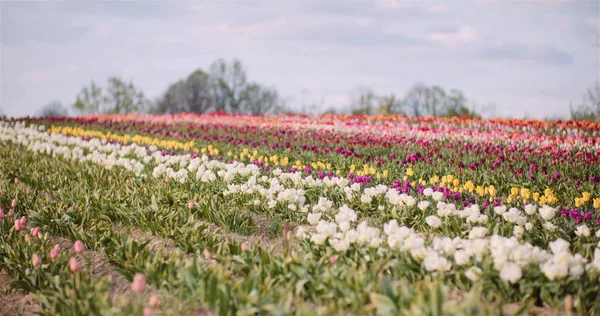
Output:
0,209,4,220
131,273,146,293
69,257,80,272
73,240,85,254
148,295,160,308
14,177,19,184
32,253,41,267
8,209,14,217
31,227,40,238
49,248,59,260
14,219,23,231
19,216,26,225
11,199,17,208
188,201,195,210
241,243,249,252
330,256,337,264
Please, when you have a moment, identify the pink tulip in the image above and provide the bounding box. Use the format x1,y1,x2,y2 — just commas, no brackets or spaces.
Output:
19,216,26,226
31,227,40,238
0,209,4,220
188,201,195,210
148,295,160,308
11,199,17,208
14,219,23,231
131,273,146,293
330,256,337,264
73,240,85,254
32,253,41,267
241,243,249,252
49,248,59,260
69,257,80,272
14,177,19,184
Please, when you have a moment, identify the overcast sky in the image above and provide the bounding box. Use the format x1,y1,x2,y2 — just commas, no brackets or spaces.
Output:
1,0,599,118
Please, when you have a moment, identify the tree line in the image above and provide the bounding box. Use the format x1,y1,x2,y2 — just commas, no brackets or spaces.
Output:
36,58,600,122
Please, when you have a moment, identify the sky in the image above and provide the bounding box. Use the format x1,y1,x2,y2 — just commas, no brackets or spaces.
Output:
1,0,599,119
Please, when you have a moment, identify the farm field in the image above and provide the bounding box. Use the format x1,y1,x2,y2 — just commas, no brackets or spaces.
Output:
1,113,600,315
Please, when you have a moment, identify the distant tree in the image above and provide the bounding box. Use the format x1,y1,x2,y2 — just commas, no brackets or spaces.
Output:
571,80,600,122
73,81,104,115
402,83,430,117
401,83,479,118
350,87,378,115
73,77,149,115
104,77,149,114
39,101,68,117
239,83,283,115
209,59,248,112
377,93,403,115
155,69,212,114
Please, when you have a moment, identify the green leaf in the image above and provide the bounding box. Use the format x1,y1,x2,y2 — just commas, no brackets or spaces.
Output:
369,292,397,315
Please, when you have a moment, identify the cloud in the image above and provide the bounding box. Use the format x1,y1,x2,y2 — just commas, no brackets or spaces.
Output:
478,41,573,65
428,26,477,44
429,5,448,14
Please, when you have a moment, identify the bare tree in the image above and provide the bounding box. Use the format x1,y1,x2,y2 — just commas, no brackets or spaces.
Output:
378,93,403,115
571,80,600,122
240,83,283,114
209,59,248,112
39,101,69,117
350,87,378,115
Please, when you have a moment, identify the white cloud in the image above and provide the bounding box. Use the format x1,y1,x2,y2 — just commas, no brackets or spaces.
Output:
428,26,477,45
429,5,448,14
355,18,371,27
374,1,412,10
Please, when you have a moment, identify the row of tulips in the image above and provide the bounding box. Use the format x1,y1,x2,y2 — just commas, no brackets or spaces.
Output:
2,115,600,314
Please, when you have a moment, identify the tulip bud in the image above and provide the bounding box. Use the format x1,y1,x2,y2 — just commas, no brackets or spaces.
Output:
31,227,40,238
14,177,19,184
131,273,146,293
143,307,154,316
11,199,17,208
188,201,195,210
19,216,26,226
73,240,85,254
564,294,574,312
164,176,170,183
148,295,160,308
0,209,4,219
241,243,249,252
69,257,80,272
330,256,337,264
14,219,23,231
32,253,41,267
49,248,59,260
8,209,14,217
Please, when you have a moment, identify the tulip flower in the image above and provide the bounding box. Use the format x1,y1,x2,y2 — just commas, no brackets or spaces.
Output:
69,257,80,272
188,201,195,210
19,216,26,226
49,248,59,260
32,253,41,267
14,177,19,184
11,199,17,208
0,209,4,220
14,219,23,231
73,240,85,254
148,295,160,308
131,273,146,293
31,227,40,238
330,256,337,264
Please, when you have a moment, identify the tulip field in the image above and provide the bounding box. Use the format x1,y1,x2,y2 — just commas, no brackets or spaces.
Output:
1,113,600,315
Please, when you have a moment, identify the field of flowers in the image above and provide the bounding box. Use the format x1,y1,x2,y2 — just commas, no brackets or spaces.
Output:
1,113,600,315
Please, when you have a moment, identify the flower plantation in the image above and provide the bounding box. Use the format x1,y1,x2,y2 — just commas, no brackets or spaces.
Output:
1,113,600,315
